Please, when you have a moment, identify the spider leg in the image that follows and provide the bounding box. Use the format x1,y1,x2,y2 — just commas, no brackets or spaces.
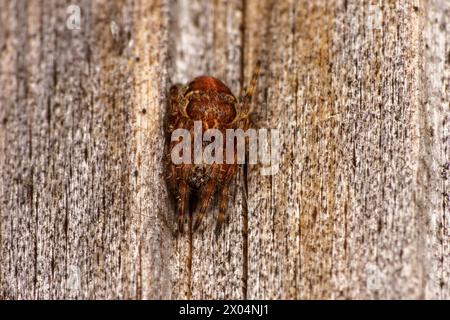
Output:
167,115,191,234
215,184,229,236
169,84,190,119
215,165,237,235
239,61,261,123
177,179,189,234
193,167,219,231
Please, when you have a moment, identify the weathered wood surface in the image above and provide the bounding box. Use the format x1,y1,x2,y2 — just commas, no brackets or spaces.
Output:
0,0,448,299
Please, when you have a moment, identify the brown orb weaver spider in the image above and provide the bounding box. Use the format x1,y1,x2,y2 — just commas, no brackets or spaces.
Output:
165,62,260,234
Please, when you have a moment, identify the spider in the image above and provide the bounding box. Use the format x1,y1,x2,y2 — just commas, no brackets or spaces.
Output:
165,62,260,234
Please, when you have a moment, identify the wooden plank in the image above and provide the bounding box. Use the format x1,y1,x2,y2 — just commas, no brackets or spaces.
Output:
0,0,448,300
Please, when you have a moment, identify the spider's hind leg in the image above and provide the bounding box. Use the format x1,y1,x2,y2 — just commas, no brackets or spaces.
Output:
177,180,189,234
192,179,216,231
215,164,237,236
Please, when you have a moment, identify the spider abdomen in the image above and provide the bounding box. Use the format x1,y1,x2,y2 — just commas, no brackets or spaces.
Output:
166,62,260,233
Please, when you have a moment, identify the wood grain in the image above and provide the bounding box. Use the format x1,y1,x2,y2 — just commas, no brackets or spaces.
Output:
0,0,448,299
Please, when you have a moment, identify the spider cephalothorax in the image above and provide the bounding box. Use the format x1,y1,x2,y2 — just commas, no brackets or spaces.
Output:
165,63,260,234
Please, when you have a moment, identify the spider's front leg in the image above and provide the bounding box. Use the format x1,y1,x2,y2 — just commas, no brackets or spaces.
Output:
169,84,189,118
235,60,261,130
